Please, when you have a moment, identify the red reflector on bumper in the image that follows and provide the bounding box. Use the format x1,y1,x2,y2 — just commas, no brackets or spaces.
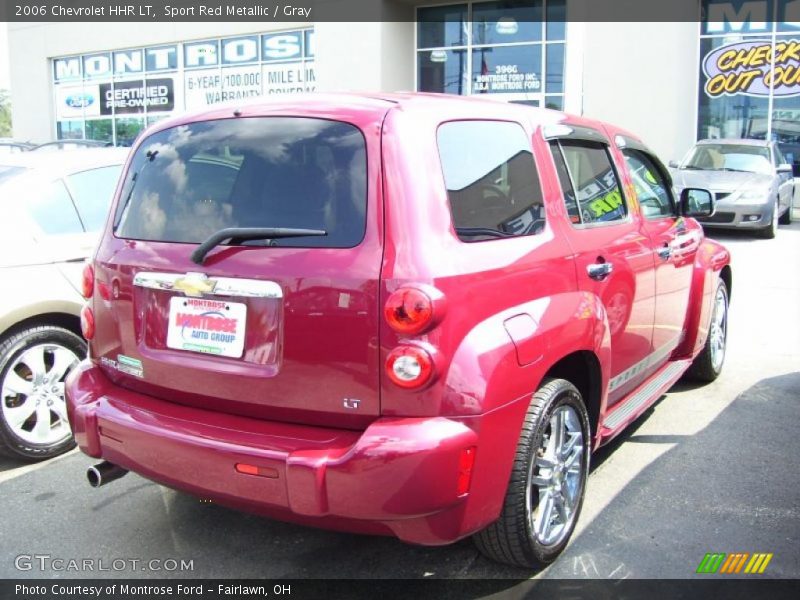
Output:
235,463,279,478
456,446,477,496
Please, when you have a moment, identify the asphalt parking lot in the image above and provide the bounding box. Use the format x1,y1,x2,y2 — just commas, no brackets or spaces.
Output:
0,222,798,585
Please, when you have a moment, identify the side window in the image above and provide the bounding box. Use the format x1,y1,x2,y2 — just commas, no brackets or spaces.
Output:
27,180,84,235
549,141,580,224
437,120,545,242
622,150,676,219
66,166,123,232
773,146,786,167
558,141,627,225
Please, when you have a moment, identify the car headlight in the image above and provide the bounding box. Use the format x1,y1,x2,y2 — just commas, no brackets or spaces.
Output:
735,187,771,203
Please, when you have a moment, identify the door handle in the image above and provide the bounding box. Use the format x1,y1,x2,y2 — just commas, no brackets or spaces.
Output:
587,261,613,281
657,244,672,260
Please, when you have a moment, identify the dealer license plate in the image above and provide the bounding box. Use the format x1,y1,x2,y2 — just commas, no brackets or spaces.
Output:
166,297,247,358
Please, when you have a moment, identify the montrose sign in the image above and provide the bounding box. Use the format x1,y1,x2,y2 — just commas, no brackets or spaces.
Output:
53,29,315,119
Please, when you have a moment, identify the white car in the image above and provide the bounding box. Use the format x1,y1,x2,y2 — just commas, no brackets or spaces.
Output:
0,148,127,460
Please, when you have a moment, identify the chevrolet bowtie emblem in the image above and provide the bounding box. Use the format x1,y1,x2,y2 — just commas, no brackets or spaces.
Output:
172,273,216,297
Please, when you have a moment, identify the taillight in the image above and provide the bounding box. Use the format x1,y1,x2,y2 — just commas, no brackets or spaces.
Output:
384,287,435,335
456,447,477,496
80,305,95,340
81,263,94,299
385,345,434,388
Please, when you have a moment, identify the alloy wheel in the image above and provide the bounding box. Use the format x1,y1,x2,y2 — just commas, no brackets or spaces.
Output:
1,344,79,446
527,405,585,546
709,286,727,373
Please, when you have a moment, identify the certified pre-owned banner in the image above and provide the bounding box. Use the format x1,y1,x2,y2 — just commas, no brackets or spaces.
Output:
703,38,800,98
98,79,175,115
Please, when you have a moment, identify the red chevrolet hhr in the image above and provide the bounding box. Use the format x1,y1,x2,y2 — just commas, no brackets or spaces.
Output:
66,93,731,568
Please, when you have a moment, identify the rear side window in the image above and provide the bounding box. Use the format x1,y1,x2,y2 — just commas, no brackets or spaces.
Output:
114,118,367,248
555,141,627,225
437,120,545,242
66,166,122,232
28,180,84,235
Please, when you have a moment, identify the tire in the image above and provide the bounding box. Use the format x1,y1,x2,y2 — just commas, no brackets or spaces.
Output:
686,278,729,383
779,200,792,225
473,378,591,568
0,325,85,460
757,199,779,238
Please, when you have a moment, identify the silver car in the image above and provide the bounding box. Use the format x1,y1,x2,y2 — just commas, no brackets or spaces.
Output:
0,148,127,460
670,139,794,238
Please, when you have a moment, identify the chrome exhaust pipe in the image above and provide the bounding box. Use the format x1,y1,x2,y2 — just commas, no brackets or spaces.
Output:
87,461,128,488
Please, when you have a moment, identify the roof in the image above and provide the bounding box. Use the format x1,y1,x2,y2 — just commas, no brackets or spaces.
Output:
142,91,565,140
696,138,771,147
0,147,130,177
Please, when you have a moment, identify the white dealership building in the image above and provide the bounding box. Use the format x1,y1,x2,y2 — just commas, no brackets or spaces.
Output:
5,0,800,171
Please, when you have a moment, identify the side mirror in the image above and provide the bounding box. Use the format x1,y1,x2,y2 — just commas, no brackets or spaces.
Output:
680,188,714,217
668,160,679,168
777,163,793,174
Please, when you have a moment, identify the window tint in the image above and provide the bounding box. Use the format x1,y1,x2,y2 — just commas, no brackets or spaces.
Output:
438,120,545,242
66,166,122,232
549,141,580,224
773,145,786,167
115,118,367,248
557,141,627,225
622,150,676,219
27,180,84,235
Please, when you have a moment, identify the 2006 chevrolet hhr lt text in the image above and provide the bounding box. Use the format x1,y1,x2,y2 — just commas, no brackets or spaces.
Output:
66,93,731,568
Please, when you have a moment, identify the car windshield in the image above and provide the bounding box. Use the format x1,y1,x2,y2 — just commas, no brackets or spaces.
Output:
0,165,26,185
683,144,772,175
114,117,367,248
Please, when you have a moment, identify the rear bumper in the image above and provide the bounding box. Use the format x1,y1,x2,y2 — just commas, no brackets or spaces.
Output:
66,360,523,545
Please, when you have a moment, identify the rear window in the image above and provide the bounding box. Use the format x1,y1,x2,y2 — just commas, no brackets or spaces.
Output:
0,165,26,185
437,120,545,242
114,118,367,247
66,165,122,232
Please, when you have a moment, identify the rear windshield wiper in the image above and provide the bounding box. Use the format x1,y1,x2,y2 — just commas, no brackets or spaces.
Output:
681,165,706,170
455,227,516,239
191,227,327,264
113,148,159,232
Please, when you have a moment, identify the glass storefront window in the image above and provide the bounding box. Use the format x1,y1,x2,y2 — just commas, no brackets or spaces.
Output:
418,49,469,95
545,95,563,110
698,16,800,174
471,0,543,45
546,43,565,94
52,29,314,145
417,4,468,49
546,0,566,40
56,120,84,140
417,1,567,98
472,45,542,94
115,117,145,147
85,119,113,143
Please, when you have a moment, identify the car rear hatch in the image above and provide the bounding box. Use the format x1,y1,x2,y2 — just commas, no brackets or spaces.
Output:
91,112,385,429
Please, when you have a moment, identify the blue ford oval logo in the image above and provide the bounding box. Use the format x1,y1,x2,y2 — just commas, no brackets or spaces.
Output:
65,94,94,108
